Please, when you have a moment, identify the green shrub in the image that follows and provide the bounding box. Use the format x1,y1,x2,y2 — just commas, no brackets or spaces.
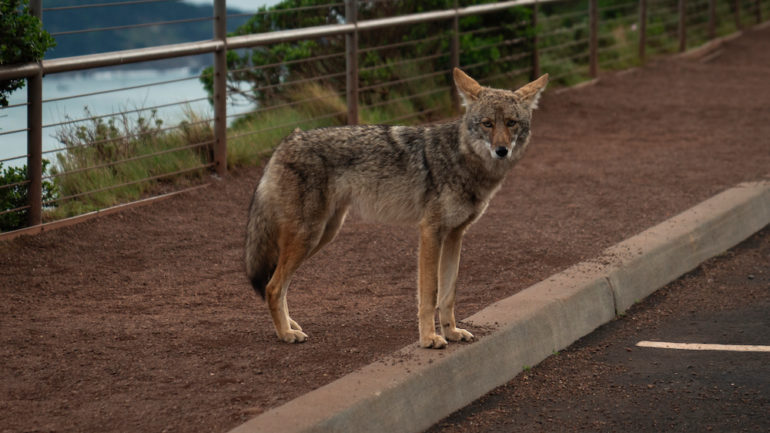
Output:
0,0,56,106
0,160,58,231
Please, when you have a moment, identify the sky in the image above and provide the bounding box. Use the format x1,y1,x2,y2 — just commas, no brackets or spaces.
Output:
183,0,281,12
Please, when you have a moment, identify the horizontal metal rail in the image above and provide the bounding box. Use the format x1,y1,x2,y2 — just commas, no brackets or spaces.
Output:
45,163,213,206
539,38,591,54
459,20,531,37
244,1,344,17
46,140,213,181
227,51,345,75
0,154,29,164
0,40,222,80
0,0,558,81
0,204,31,217
3,100,29,109
598,1,639,13
43,117,213,157
0,178,30,191
41,97,209,130
226,110,347,141
462,50,532,72
0,126,29,137
460,36,529,55
539,22,590,39
539,8,589,23
224,90,347,120
359,52,448,73
228,71,346,96
381,107,441,125
359,34,446,54
42,0,173,12
223,1,345,22
359,86,450,111
600,14,638,27
482,65,534,84
51,16,214,37
358,69,449,92
42,73,208,103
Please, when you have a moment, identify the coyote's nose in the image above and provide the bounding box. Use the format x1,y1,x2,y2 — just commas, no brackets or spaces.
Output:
495,146,508,158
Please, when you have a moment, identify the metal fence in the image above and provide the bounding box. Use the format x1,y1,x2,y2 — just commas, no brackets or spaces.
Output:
0,0,767,237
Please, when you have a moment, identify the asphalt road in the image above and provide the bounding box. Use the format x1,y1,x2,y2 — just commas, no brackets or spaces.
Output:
429,226,770,432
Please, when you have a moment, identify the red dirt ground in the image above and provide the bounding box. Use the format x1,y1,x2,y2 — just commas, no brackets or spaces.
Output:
1,25,769,433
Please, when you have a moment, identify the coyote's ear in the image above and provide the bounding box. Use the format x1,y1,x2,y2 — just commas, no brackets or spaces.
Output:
453,68,483,107
515,73,549,110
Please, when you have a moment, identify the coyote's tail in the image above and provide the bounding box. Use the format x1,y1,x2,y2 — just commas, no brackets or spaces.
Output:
244,191,278,299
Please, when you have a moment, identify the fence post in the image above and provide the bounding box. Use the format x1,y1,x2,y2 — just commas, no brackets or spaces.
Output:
639,0,647,64
532,0,540,80
708,0,716,39
589,0,598,77
755,0,762,23
213,0,227,175
451,0,460,115
27,0,43,227
678,0,686,52
345,0,359,125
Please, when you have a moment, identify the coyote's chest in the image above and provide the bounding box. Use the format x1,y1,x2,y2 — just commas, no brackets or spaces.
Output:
438,180,502,228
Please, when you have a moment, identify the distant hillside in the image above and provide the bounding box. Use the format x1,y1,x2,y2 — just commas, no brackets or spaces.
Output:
42,0,250,64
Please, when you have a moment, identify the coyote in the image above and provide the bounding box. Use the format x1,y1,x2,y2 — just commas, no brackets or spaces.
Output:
245,68,548,348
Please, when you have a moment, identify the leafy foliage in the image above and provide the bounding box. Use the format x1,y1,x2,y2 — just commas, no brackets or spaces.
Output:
0,0,56,106
0,160,58,231
200,0,533,116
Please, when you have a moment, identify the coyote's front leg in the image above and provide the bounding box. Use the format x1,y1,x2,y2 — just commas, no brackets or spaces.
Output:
438,225,474,343
417,222,447,349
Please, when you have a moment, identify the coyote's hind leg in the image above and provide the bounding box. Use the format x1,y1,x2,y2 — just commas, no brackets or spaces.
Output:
265,225,311,343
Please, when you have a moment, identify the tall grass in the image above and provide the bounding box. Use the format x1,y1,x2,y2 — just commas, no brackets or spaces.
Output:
48,107,211,219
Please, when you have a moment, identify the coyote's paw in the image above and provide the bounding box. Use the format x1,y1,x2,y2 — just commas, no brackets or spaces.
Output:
420,333,448,349
279,329,308,344
444,327,474,342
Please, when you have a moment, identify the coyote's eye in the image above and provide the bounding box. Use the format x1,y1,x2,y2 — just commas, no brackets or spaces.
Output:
481,120,493,128
506,119,516,127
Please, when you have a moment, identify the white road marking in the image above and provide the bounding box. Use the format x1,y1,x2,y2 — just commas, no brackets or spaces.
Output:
636,341,770,352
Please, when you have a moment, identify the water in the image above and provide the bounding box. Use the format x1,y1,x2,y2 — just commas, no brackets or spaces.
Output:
0,67,253,167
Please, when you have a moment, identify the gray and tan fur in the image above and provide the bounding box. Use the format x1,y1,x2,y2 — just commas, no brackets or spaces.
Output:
245,68,548,348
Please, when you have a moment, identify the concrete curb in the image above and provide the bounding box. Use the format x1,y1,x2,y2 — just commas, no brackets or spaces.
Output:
229,181,770,433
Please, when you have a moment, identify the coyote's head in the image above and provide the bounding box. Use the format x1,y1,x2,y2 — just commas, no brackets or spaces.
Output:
454,68,548,163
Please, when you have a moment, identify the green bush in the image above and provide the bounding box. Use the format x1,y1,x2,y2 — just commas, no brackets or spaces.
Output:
0,0,56,106
0,160,58,232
